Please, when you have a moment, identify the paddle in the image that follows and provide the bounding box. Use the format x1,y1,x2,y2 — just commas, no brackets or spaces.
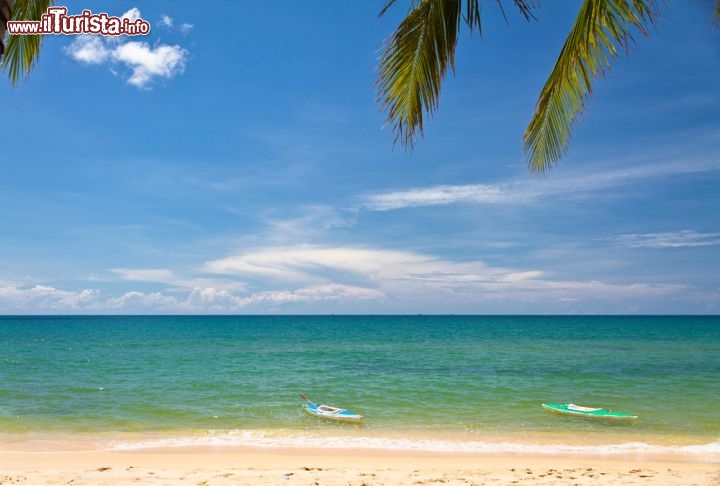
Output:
299,392,316,406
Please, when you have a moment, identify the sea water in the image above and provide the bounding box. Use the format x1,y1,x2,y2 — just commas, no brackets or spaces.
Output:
0,315,717,457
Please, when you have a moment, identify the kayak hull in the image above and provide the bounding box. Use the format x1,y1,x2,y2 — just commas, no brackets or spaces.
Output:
542,403,638,421
302,403,364,423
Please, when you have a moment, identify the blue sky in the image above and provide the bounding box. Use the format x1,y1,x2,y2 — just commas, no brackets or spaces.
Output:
1,1,718,314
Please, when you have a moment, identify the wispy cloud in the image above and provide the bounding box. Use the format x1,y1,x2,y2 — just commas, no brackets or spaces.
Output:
110,268,247,293
0,242,698,314
355,160,719,211
159,14,173,28
201,245,684,306
158,14,193,34
65,8,189,89
610,230,720,249
203,246,452,285
260,205,355,243
111,268,177,282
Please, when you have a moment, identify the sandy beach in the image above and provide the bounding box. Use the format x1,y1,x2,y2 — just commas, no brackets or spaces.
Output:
0,447,717,485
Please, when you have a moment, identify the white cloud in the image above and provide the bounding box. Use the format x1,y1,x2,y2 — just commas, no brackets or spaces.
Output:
58,289,100,308
112,268,177,282
260,205,355,243
64,7,190,88
0,284,101,312
110,267,247,293
158,13,193,33
188,287,243,308
159,14,173,27
121,8,141,23
0,256,700,314
203,246,435,284
201,245,685,308
610,230,720,249
245,284,385,305
358,183,524,211
106,291,181,311
65,35,110,64
183,284,384,311
112,42,187,88
84,283,385,313
356,160,719,211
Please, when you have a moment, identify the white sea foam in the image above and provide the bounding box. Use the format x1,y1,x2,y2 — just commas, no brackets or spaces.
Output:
106,430,720,459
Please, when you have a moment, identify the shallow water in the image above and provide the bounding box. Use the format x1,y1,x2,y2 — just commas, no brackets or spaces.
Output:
0,315,718,455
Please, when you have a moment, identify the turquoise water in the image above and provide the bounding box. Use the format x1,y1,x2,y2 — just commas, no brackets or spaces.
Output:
0,315,718,454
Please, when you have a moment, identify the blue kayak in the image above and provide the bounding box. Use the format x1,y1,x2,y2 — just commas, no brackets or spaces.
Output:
300,393,364,423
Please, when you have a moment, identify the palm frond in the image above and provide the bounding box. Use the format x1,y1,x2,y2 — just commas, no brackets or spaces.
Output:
377,0,537,151
492,1,537,27
714,0,720,25
379,0,423,18
465,0,482,33
376,0,462,150
3,0,54,86
379,0,401,18
513,0,537,21
522,0,658,173
0,0,12,59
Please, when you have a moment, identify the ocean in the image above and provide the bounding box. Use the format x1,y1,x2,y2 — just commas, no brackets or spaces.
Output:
0,315,718,458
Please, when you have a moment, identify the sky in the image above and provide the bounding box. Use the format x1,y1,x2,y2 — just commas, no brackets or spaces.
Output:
1,1,718,315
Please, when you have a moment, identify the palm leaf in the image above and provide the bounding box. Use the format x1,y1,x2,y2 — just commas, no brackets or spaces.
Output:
376,0,462,150
379,0,408,18
377,0,536,150
714,0,720,25
522,0,658,173
3,0,54,86
0,0,12,58
512,0,537,21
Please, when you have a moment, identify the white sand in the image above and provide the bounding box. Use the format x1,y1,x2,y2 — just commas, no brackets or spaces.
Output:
0,447,717,485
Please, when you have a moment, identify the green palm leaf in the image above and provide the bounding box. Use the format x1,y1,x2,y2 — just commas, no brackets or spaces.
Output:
0,0,12,58
376,0,536,150
376,0,462,150
2,0,54,86
522,0,658,173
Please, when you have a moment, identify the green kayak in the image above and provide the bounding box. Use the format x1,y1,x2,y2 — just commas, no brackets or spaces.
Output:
542,403,638,421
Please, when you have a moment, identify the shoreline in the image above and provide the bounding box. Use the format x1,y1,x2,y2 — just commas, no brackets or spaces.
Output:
0,447,717,485
2,428,718,457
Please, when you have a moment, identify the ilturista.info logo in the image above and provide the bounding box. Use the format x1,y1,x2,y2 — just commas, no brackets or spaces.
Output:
7,7,151,36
